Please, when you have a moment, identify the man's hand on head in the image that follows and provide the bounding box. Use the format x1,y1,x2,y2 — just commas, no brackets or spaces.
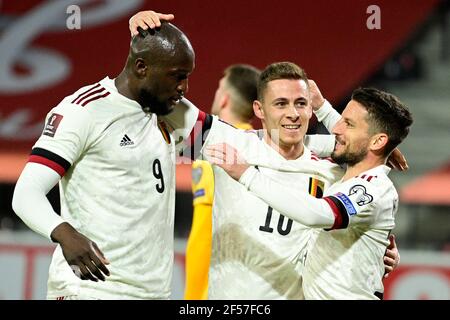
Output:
129,10,175,37
387,148,409,171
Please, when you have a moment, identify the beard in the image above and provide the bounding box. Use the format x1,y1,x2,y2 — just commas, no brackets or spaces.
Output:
331,146,367,166
139,90,174,116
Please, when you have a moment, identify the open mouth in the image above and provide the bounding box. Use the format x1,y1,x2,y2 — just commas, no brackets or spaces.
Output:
169,98,180,105
281,124,301,130
334,138,345,150
169,95,183,105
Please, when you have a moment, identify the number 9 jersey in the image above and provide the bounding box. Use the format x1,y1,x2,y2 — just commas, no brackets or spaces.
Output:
30,77,176,299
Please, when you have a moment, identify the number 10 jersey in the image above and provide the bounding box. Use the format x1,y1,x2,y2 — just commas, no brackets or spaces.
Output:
203,119,343,299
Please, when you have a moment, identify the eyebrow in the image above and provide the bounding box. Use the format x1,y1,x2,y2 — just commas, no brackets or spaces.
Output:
271,97,307,104
343,117,356,125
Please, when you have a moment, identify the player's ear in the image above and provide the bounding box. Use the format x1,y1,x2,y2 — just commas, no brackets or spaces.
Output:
134,58,147,78
220,92,229,110
253,100,264,120
370,133,388,153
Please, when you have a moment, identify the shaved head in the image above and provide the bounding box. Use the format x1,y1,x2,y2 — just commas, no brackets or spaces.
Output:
119,22,195,115
129,22,194,68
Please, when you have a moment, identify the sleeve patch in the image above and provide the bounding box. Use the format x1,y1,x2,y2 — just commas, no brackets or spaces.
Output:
193,189,205,199
348,184,373,206
43,113,63,137
192,166,203,184
335,192,357,216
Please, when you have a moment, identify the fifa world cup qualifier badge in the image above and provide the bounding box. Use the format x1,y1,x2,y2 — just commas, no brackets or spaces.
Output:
43,113,63,137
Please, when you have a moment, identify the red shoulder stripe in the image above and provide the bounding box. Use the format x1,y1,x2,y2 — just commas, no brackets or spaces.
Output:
71,83,101,104
81,91,110,107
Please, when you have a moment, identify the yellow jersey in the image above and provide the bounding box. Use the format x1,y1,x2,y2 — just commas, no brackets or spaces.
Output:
184,122,253,299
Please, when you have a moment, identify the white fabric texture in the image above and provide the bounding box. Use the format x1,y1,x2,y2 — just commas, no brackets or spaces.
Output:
12,162,64,239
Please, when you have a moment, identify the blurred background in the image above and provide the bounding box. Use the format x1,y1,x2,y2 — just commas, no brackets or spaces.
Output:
0,0,449,300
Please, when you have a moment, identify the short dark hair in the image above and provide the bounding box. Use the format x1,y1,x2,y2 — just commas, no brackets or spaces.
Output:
257,62,308,101
351,87,413,156
224,64,261,122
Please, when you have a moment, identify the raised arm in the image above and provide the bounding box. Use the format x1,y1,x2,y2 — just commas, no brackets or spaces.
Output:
309,80,341,132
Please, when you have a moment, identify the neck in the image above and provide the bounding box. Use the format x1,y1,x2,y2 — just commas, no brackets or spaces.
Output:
115,69,138,101
342,155,386,181
219,107,245,126
263,132,304,160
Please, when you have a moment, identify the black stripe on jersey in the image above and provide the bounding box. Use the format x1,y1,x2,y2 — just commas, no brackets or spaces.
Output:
374,291,384,300
325,195,349,229
31,148,71,171
203,114,213,132
181,113,213,160
193,114,213,159
217,118,236,128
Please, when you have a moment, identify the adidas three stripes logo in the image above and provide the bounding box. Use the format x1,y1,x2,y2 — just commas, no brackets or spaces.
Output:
120,134,134,146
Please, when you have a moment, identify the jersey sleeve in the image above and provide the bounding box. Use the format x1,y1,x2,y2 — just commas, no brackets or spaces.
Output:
239,166,336,228
314,99,342,133
201,116,259,157
12,162,65,240
161,98,201,143
30,102,94,176
191,160,214,206
304,94,341,158
239,166,384,230
304,134,335,157
161,98,213,159
322,177,382,230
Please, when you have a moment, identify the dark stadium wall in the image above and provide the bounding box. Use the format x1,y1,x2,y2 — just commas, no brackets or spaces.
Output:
0,0,438,153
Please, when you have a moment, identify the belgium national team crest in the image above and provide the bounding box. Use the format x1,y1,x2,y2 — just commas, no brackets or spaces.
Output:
157,121,171,144
308,178,325,198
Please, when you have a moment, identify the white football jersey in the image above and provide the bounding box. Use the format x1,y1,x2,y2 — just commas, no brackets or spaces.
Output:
201,119,343,299
31,77,176,299
304,165,397,300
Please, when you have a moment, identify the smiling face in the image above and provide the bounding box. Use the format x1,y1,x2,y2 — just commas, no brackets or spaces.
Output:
254,79,312,150
331,100,371,166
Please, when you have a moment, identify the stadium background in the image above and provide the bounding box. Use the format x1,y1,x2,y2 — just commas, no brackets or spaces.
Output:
0,0,449,299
